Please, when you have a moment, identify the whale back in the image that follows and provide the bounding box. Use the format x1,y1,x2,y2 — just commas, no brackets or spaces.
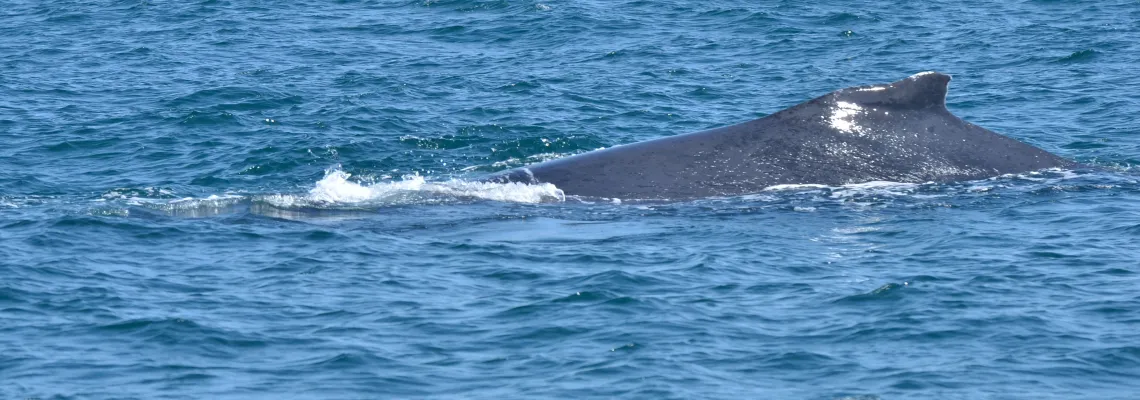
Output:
489,72,1073,199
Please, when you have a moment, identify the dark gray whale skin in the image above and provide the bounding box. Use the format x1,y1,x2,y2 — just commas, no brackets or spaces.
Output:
487,72,1074,199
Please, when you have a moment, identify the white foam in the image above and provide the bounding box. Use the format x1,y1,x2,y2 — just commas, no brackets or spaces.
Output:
308,170,396,203
828,181,923,199
763,180,916,192
841,180,920,190
262,169,566,208
764,184,830,191
99,187,176,202
166,194,245,208
131,194,246,217
833,226,880,234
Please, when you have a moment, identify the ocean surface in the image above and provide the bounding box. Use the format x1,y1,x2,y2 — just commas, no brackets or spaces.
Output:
3,1,1140,398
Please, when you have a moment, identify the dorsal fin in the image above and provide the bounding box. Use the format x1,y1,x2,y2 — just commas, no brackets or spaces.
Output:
836,71,951,109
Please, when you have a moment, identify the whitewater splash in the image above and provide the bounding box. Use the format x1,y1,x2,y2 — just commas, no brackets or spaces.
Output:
98,169,566,219
260,170,566,209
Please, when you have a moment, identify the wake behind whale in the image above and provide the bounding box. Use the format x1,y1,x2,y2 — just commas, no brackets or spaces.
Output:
488,72,1075,200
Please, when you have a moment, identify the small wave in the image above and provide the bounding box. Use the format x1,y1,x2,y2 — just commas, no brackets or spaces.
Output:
1056,49,1099,64
123,194,248,218
833,226,881,234
0,195,54,209
100,187,178,201
835,282,909,303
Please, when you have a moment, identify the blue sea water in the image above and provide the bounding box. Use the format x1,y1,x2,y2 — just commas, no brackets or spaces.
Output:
3,0,1140,398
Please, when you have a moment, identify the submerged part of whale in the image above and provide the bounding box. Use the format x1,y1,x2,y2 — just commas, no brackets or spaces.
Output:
487,72,1074,199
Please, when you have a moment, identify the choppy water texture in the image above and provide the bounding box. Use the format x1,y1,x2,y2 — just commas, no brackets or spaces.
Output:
3,1,1140,398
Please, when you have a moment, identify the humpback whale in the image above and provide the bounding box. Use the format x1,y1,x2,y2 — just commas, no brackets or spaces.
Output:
488,72,1074,199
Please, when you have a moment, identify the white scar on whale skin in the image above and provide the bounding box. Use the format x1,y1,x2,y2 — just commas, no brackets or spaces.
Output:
829,101,865,134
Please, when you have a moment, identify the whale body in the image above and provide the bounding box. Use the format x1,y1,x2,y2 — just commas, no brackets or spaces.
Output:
488,72,1074,199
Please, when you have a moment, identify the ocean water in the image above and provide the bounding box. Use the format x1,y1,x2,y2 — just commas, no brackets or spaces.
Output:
3,0,1140,398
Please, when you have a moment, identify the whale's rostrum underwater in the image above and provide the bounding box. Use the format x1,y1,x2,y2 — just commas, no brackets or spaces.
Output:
488,72,1074,199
